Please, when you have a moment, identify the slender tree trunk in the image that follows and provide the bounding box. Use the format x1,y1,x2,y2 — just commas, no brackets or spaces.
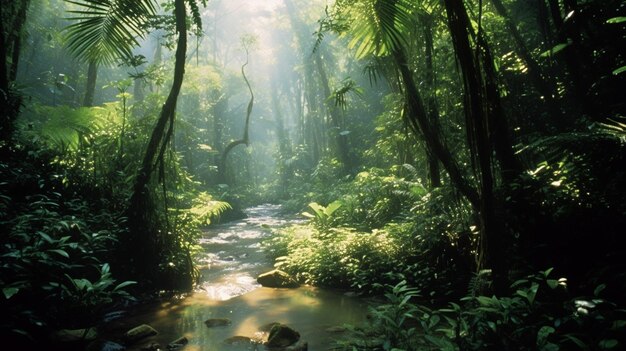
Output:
0,23,12,141
421,15,441,188
211,90,225,177
271,84,292,196
314,52,353,172
1,0,30,141
0,3,7,94
394,48,480,208
9,0,30,81
443,0,506,294
126,0,187,282
536,0,554,47
133,77,144,103
218,49,254,183
83,61,97,107
284,0,324,164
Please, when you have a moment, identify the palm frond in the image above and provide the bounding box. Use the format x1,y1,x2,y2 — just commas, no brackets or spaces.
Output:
64,0,156,65
340,0,415,59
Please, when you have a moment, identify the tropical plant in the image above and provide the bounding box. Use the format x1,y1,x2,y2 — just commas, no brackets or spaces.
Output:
64,0,156,65
343,269,625,351
302,200,343,231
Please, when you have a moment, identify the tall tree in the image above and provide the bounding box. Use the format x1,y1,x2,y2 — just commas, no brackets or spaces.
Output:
65,0,206,285
0,0,31,141
218,39,255,184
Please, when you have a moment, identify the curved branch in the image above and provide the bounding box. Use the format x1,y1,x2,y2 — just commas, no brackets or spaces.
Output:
218,45,254,183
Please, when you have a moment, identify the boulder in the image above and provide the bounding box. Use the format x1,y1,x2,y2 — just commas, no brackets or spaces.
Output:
123,324,158,344
266,324,300,348
139,342,161,351
50,328,98,342
223,336,254,345
257,270,299,288
204,318,232,327
167,336,188,350
258,322,282,333
86,340,126,351
284,341,308,351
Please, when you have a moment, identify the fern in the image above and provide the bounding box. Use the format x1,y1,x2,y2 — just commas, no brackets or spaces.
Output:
28,105,107,151
468,269,492,297
188,192,231,226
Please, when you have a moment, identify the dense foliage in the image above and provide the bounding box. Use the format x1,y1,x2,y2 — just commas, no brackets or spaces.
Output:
1,0,625,349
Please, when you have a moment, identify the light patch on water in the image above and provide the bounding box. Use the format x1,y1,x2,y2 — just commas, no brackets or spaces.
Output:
199,273,260,301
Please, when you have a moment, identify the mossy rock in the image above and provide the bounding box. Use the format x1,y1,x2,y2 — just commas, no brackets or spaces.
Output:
50,328,98,342
257,270,299,288
266,324,300,348
223,336,254,345
123,324,158,344
204,318,232,327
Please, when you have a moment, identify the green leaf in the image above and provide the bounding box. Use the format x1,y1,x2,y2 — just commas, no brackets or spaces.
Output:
540,42,572,58
48,249,70,258
37,231,55,243
599,339,618,349
612,66,626,75
101,263,110,275
477,296,495,306
325,200,343,216
64,0,157,65
428,315,440,329
606,17,626,24
537,326,555,346
594,283,606,296
114,280,137,291
3,287,20,299
547,279,559,289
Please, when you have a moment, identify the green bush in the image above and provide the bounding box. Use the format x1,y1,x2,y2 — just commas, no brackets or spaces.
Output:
348,270,626,351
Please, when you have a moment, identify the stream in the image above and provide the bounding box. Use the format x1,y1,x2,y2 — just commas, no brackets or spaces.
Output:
113,204,369,350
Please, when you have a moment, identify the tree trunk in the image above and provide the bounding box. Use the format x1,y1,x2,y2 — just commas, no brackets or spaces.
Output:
218,50,254,184
0,2,10,135
83,61,97,107
314,51,353,173
9,0,30,81
126,0,187,283
443,0,506,294
421,14,442,188
0,0,30,142
284,0,323,164
271,82,292,196
394,48,479,208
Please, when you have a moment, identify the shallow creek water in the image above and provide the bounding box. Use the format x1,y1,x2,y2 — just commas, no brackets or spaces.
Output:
115,204,368,350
